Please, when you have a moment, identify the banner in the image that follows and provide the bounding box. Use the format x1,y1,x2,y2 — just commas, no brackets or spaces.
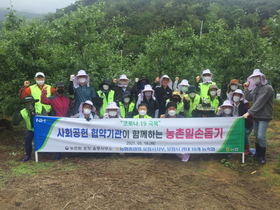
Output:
34,116,244,154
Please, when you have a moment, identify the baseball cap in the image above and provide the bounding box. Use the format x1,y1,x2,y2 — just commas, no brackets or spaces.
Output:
35,72,45,78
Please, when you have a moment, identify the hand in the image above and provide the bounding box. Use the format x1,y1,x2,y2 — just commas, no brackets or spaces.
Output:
160,114,166,118
195,76,200,83
112,79,117,83
103,113,109,119
154,76,160,83
70,75,75,81
244,82,250,90
184,96,189,101
217,89,221,97
243,112,250,119
175,77,179,81
24,81,30,87
42,85,48,91
217,107,222,115
135,78,139,83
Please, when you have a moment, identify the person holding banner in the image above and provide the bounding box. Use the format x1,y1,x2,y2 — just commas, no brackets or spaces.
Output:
69,70,97,114
228,89,253,156
243,69,274,164
160,101,189,162
103,102,120,119
134,103,152,118
72,100,99,120
118,91,135,118
166,91,186,117
12,95,48,162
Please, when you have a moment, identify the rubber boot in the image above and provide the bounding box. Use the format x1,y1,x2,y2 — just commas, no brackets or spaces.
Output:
244,145,250,155
251,143,260,159
22,147,32,162
54,153,61,160
258,146,266,164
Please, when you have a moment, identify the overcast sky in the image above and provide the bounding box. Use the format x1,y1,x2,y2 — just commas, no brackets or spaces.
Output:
0,0,77,14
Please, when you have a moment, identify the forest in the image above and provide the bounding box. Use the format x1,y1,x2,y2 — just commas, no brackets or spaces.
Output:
0,0,280,115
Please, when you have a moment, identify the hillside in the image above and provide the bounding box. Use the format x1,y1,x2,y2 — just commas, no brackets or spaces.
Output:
0,8,44,21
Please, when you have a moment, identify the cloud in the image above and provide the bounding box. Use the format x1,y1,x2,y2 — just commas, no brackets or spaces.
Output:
0,0,77,14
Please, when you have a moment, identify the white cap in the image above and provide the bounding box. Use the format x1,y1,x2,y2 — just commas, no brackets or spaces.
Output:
35,72,45,77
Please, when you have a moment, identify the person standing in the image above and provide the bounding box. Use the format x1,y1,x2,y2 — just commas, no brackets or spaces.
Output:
69,70,97,114
113,74,133,103
243,69,274,164
195,69,216,100
19,72,56,113
12,96,48,161
118,91,135,118
153,75,173,116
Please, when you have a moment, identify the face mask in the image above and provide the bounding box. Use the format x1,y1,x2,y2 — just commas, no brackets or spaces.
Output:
168,110,176,116
26,104,34,111
36,80,44,86
230,85,238,91
223,108,232,115
83,108,91,115
203,76,211,82
57,89,64,94
181,86,188,92
103,84,109,90
189,93,196,98
253,77,261,84
233,96,240,102
139,110,146,116
144,91,152,97
172,97,180,103
109,111,117,117
79,78,86,84
210,91,217,96
123,98,130,103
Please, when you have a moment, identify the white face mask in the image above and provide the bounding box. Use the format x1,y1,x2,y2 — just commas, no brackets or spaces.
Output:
181,86,188,92
253,77,261,85
223,108,232,115
210,91,217,96
233,96,240,102
123,98,130,103
109,111,117,117
230,85,238,91
203,76,211,82
103,84,109,90
139,110,146,116
79,78,86,84
144,91,152,97
168,110,176,116
83,108,91,115
36,80,45,86
189,93,196,98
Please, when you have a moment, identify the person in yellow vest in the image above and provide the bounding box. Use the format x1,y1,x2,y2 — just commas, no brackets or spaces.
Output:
205,84,223,113
118,91,135,118
19,72,55,114
166,91,186,116
133,103,152,118
12,95,48,162
97,79,116,118
184,86,202,117
195,69,216,100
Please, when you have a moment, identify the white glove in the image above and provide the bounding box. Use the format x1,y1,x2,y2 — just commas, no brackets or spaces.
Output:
217,89,221,97
243,112,250,119
70,75,75,81
135,78,139,82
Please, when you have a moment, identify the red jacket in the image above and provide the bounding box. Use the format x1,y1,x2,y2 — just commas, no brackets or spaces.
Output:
41,90,71,117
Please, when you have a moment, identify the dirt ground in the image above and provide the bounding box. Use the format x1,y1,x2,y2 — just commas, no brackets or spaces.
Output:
0,121,280,210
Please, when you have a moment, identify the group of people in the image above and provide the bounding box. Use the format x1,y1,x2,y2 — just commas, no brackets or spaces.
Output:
12,69,274,164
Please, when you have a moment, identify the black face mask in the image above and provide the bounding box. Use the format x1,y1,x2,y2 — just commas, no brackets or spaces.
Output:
172,97,180,103
57,89,64,94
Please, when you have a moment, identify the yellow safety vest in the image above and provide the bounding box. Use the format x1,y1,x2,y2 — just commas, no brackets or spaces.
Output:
199,82,216,100
30,84,52,113
97,90,115,118
20,106,43,131
205,96,220,113
133,114,152,118
119,102,135,118
186,94,201,117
